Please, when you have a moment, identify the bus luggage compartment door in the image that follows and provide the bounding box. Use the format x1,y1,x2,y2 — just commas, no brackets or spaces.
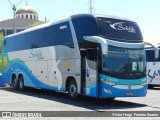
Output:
36,61,48,88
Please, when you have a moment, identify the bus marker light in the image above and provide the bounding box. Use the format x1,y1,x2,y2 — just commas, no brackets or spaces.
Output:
65,62,73,67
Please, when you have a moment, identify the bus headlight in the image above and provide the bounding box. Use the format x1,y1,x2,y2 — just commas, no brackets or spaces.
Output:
142,82,148,86
101,79,116,86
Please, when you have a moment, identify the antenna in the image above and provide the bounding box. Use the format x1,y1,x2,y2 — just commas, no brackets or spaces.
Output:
88,0,95,14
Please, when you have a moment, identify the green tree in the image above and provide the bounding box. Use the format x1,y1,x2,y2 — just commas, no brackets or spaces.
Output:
0,32,4,73
28,21,45,28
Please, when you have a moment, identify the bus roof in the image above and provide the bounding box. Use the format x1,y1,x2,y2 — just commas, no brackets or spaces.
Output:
94,14,134,22
5,14,134,39
4,17,71,39
71,14,134,22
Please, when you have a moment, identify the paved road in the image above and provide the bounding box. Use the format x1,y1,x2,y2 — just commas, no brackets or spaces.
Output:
0,87,160,120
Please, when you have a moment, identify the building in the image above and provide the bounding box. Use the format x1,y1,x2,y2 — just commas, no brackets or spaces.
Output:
16,5,38,20
0,4,39,36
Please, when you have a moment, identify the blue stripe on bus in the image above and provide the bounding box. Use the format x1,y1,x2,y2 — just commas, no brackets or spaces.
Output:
99,74,146,85
3,59,59,91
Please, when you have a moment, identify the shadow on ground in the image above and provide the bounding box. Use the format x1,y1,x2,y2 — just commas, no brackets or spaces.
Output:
0,87,147,111
148,87,160,90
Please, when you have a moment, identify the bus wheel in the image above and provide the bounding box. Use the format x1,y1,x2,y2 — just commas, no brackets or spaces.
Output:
68,79,79,100
12,76,19,90
148,85,154,89
18,76,25,91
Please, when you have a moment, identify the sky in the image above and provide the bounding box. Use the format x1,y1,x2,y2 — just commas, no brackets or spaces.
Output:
0,0,160,44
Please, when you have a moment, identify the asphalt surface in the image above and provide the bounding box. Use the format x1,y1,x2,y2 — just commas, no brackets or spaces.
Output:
0,86,160,120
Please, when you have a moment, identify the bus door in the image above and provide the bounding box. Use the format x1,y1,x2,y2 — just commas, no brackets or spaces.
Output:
82,48,98,97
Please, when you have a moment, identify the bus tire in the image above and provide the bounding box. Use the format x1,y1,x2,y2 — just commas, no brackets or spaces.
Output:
68,79,79,100
148,85,154,89
106,97,115,101
18,75,25,91
12,76,19,90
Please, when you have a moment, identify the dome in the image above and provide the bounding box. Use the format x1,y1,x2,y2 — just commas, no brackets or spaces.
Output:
15,5,38,20
16,5,38,15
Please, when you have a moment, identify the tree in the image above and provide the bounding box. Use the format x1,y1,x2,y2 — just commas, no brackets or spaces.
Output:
28,21,45,28
0,32,3,53
0,32,4,73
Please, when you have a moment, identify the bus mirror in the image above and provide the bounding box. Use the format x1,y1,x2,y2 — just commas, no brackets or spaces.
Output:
83,36,108,55
144,42,159,59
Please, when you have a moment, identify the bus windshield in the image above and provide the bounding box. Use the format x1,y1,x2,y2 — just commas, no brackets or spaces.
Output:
96,17,143,42
102,46,146,79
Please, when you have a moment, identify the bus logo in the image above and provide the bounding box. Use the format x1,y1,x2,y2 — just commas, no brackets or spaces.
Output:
60,25,67,30
110,22,136,33
65,62,73,67
2,112,11,118
148,69,160,83
128,85,131,89
29,50,43,59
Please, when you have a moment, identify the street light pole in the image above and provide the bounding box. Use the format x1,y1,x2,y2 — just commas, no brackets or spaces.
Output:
7,0,24,34
12,4,16,33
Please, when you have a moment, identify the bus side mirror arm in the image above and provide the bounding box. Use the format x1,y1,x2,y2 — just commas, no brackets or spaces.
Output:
144,42,159,59
83,36,108,55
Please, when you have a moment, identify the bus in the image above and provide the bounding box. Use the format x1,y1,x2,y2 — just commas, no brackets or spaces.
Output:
146,46,160,88
2,14,157,100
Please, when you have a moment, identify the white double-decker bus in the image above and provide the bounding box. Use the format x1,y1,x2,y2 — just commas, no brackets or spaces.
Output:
2,14,157,99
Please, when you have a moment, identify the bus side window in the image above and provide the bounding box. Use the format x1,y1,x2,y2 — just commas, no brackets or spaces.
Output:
55,22,74,48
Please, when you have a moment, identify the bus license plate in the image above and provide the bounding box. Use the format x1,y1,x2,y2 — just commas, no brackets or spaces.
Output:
126,92,134,96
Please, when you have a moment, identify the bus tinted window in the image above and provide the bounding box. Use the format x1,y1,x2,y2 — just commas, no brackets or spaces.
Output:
71,14,99,44
97,17,143,42
146,48,160,62
3,37,14,52
54,22,73,47
4,22,73,52
15,35,28,50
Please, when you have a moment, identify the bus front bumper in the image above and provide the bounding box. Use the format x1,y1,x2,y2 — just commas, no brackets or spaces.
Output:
98,81,148,98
